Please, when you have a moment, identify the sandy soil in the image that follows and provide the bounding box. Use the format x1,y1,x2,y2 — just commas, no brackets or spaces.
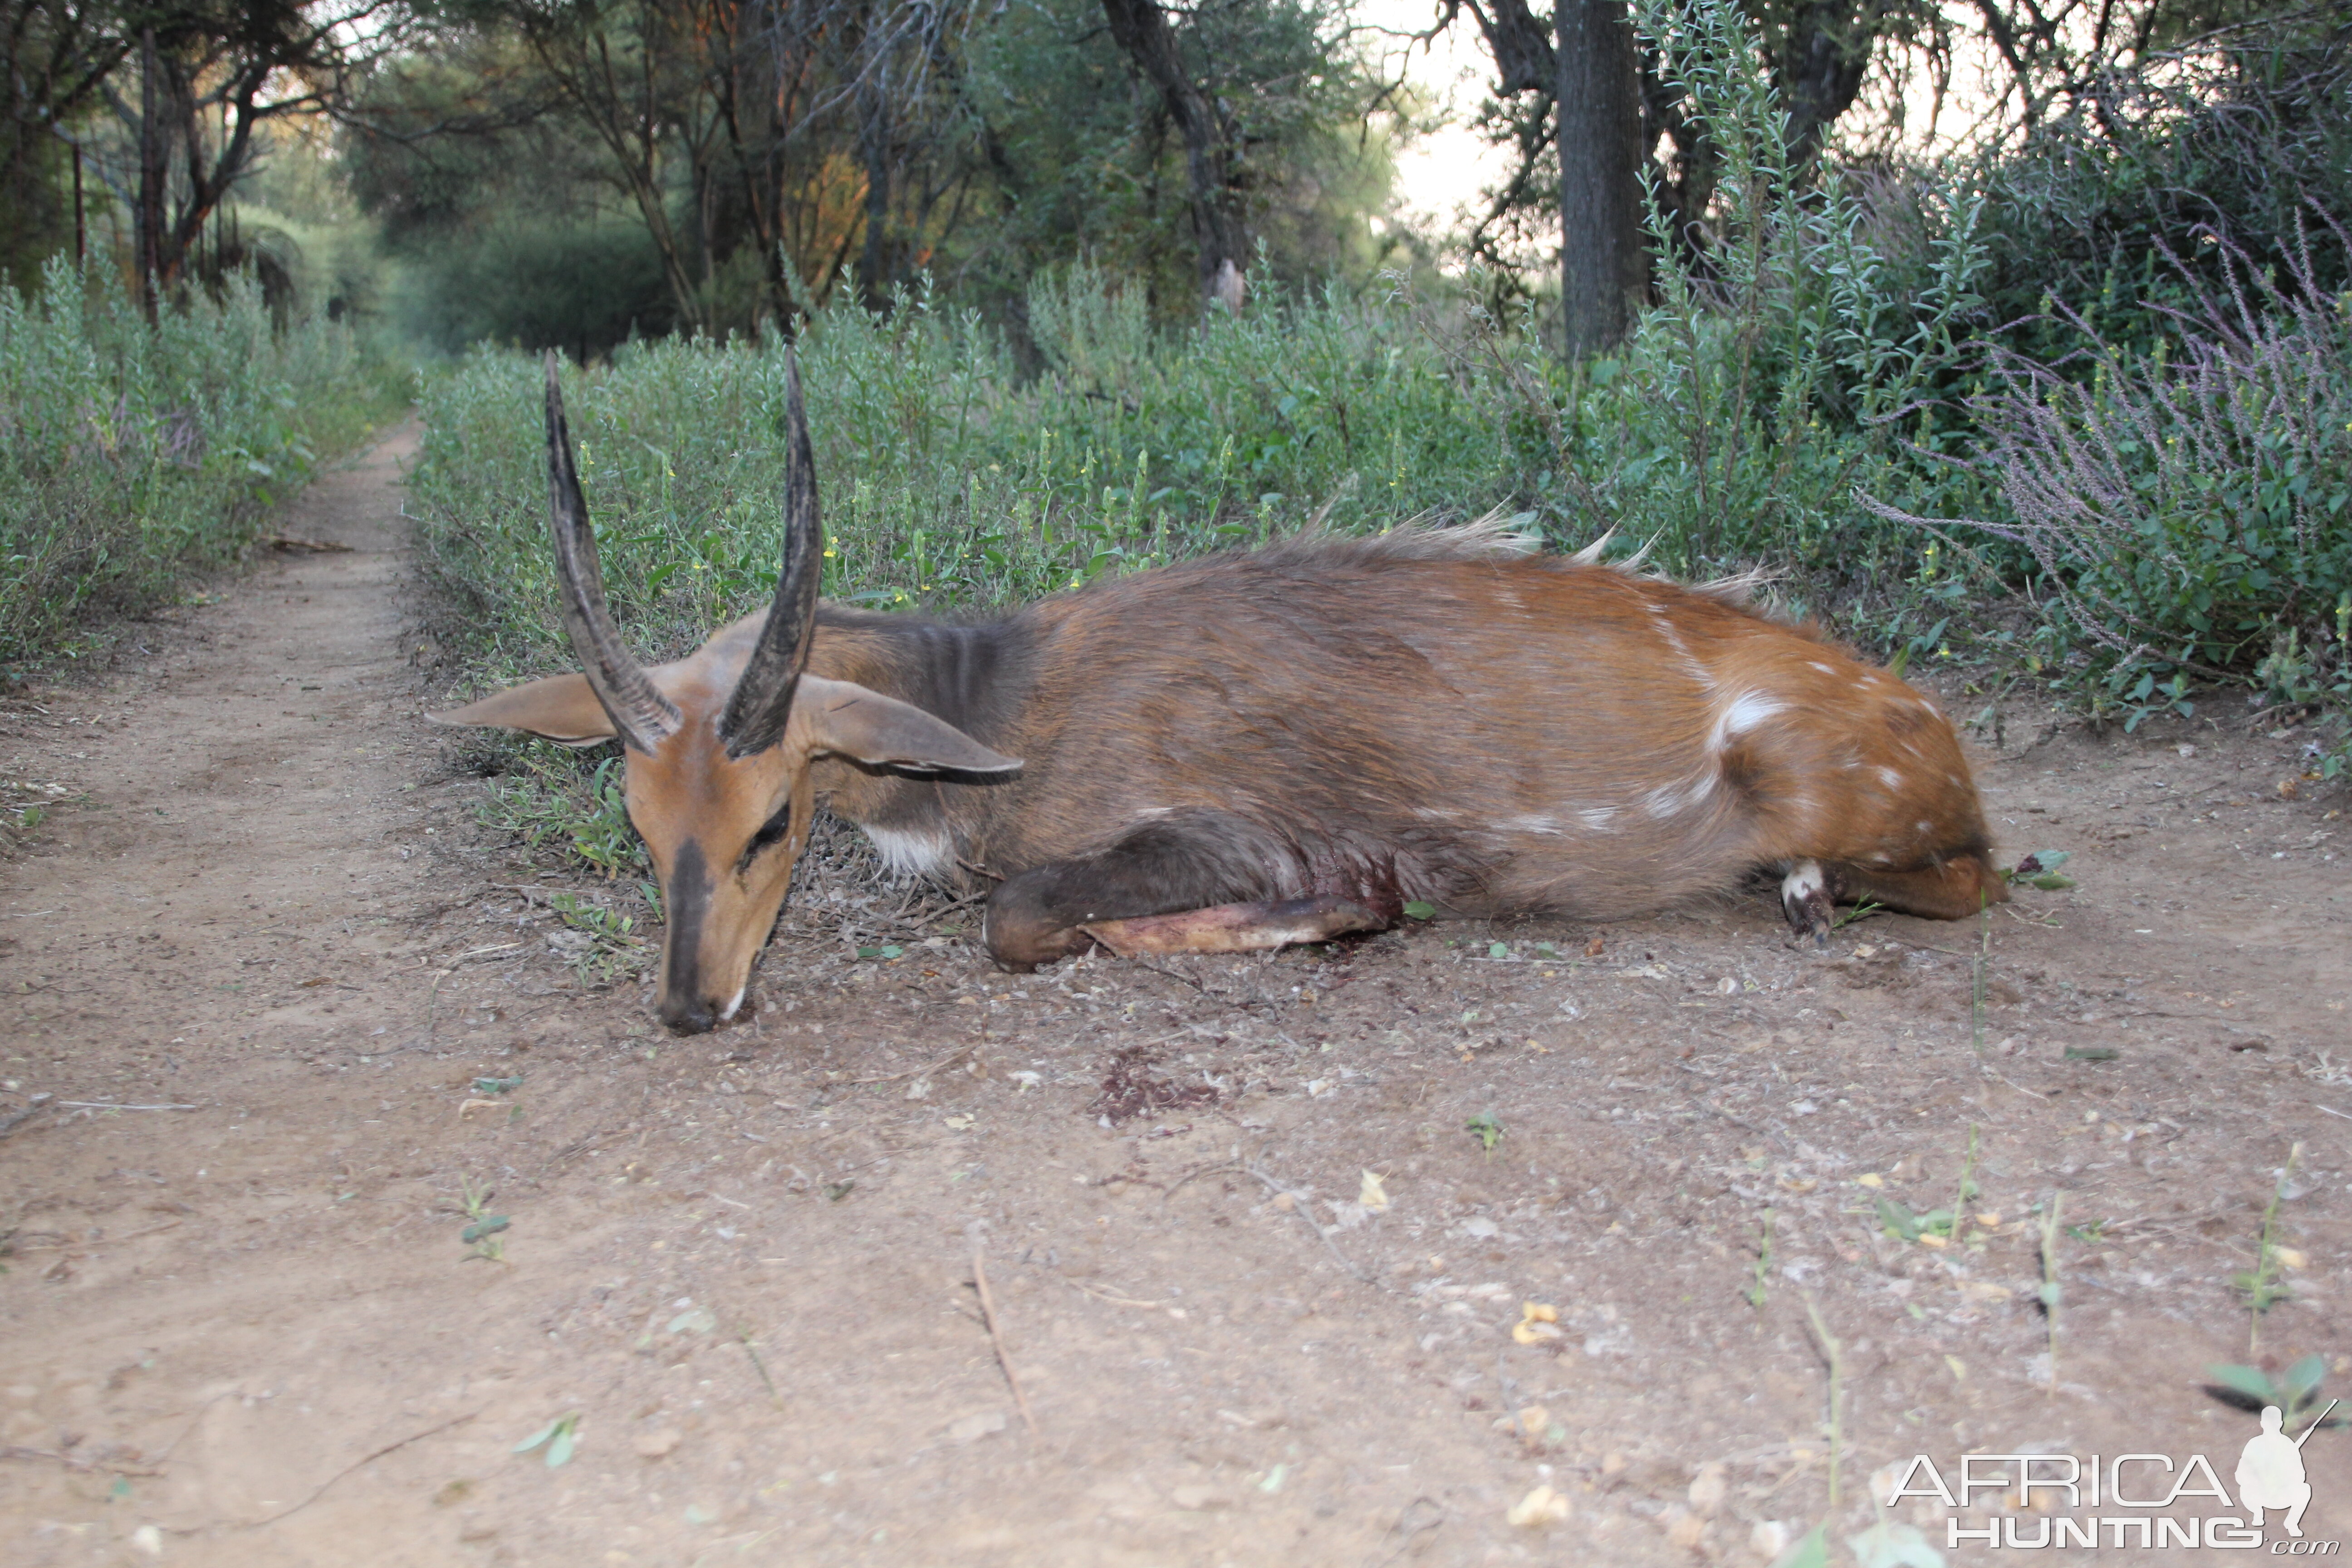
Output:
1,428,2347,1568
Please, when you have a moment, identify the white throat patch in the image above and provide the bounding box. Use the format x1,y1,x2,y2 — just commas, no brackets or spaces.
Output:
862,824,954,880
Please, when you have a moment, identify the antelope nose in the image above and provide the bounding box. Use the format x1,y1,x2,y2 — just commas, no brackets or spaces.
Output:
660,992,717,1035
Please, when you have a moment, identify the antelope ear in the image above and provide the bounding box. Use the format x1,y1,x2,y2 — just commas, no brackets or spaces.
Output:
795,676,1020,775
428,674,617,748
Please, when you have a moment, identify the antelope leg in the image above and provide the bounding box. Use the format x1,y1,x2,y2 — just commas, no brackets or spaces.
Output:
1780,859,1837,944
1081,896,1384,957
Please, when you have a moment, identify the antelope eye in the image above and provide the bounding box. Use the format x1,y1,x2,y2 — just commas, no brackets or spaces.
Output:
737,801,793,872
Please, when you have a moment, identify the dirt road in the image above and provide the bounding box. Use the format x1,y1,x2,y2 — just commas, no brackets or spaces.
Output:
2,431,2348,1566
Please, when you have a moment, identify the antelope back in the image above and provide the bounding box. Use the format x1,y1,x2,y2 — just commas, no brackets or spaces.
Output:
810,527,1998,923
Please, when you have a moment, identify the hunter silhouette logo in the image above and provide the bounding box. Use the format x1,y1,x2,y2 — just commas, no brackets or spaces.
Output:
2239,1401,2332,1539
1884,1397,2341,1551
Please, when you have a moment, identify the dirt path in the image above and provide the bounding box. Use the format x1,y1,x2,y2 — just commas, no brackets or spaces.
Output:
2,436,2348,1567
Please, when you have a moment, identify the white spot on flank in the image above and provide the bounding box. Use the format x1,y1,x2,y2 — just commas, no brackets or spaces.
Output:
862,825,953,879
1578,806,1618,831
1643,773,1716,818
1501,813,1564,835
1877,767,1904,791
1649,609,1713,687
1808,662,1836,675
1915,820,1933,834
1713,692,1785,748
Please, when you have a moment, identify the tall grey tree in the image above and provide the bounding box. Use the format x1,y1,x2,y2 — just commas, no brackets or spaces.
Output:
1553,0,1644,353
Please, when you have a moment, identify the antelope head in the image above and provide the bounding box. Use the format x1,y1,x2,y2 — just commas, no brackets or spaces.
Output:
430,354,1018,1033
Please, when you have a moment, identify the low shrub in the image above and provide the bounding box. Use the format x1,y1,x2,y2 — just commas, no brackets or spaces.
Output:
407,271,1568,676
0,259,394,666
1878,233,2352,755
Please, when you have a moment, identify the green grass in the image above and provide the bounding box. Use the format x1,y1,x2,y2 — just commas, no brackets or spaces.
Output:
408,272,1564,673
0,257,401,667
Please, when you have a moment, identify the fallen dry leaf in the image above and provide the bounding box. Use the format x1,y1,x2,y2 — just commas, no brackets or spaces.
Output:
1358,1170,1391,1214
1512,1302,1563,1345
1507,1484,1572,1527
946,1411,1008,1444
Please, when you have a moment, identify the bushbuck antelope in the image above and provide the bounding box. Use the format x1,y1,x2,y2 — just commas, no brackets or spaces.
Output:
431,355,2007,1034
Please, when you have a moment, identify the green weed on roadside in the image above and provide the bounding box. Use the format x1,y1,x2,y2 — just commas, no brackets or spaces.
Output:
455,1176,509,1263
2234,1142,2304,1348
477,750,646,881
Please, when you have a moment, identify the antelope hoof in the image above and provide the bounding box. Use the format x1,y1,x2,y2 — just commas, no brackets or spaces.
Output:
1081,896,1384,957
1780,860,1835,944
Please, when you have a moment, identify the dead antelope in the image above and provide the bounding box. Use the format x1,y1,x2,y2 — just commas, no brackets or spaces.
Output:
431,355,2007,1034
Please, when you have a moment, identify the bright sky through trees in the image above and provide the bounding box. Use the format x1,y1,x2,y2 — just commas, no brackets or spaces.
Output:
1356,0,1514,235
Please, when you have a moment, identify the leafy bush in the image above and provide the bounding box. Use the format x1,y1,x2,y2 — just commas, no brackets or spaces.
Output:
0,259,392,666
389,219,677,362
409,0,2058,700
1523,0,1995,595
1888,235,2352,750
1969,15,2352,369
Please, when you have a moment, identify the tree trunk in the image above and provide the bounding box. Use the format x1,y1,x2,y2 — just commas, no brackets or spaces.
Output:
1773,0,1883,164
1098,0,1248,309
856,77,892,309
137,27,160,323
1556,0,1645,357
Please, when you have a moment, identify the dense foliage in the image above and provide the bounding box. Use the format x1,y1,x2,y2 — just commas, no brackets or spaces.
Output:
342,0,1401,353
0,260,390,664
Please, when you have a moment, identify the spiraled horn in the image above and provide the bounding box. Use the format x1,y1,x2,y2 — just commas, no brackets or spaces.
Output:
718,348,823,759
544,353,680,754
